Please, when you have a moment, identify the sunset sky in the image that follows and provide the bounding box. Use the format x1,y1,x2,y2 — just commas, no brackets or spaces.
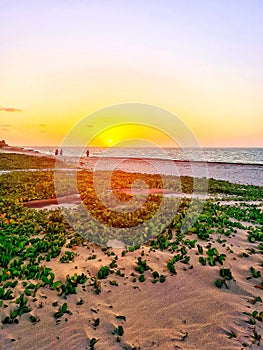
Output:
1,0,262,147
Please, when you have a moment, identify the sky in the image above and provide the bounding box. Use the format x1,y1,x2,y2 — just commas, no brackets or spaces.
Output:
0,0,262,147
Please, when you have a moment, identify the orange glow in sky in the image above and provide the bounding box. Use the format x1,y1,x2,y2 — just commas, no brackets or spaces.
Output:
0,1,262,147
88,124,178,148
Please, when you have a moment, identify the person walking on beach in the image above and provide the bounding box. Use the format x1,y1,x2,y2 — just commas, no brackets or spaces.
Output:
86,149,89,157
55,149,58,156
60,149,63,156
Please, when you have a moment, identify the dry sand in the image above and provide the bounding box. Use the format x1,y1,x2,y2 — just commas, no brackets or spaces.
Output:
1,227,262,350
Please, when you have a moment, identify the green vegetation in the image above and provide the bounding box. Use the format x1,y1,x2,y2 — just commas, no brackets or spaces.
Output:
215,268,234,289
89,338,99,349
54,302,71,319
116,315,126,321
0,153,66,170
135,257,150,274
97,266,110,279
248,266,261,279
60,251,76,263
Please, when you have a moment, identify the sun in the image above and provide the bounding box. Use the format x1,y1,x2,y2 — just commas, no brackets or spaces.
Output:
88,123,178,147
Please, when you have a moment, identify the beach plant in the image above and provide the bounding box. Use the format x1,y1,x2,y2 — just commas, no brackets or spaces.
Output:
89,338,99,349
251,329,261,346
93,318,100,328
220,268,233,280
167,259,177,274
116,269,125,277
196,227,211,240
29,315,39,324
197,244,204,254
248,228,263,243
227,330,237,339
54,302,71,318
180,254,190,264
0,288,13,300
110,259,117,268
2,293,32,324
128,245,140,252
152,271,159,279
159,275,166,283
114,325,124,336
184,238,197,249
151,270,165,283
41,270,55,286
138,274,145,283
66,234,85,248
247,266,261,279
249,296,262,305
90,277,101,294
97,266,110,279
244,316,256,325
60,251,77,263
206,247,226,266
88,254,97,260
116,315,126,321
51,273,87,296
251,310,263,322
198,257,207,266
180,246,187,255
215,268,234,289
215,279,224,288
121,250,127,257
110,280,118,286
149,233,170,251
135,257,150,274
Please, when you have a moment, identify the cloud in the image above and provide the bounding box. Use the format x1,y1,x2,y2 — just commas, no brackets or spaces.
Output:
0,106,23,112
0,124,12,131
39,124,47,127
87,124,94,128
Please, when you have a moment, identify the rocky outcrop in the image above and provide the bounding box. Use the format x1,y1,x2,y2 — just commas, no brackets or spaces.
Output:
0,140,8,148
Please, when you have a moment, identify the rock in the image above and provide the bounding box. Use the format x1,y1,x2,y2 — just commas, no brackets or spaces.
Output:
0,140,8,148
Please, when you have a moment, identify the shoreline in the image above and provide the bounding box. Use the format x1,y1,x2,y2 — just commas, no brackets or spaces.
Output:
1,147,263,186
2,145,263,167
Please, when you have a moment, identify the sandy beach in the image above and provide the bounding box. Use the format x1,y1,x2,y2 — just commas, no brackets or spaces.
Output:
2,1,263,347
0,149,262,349
1,238,262,350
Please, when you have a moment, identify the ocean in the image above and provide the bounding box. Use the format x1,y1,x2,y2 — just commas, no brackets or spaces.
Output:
25,147,263,186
